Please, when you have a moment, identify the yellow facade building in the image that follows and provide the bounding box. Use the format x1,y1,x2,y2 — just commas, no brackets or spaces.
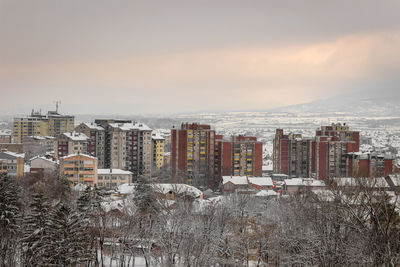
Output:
60,153,98,186
152,134,165,170
13,110,74,143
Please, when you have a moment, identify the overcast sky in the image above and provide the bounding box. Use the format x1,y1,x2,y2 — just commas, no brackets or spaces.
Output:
1,0,399,115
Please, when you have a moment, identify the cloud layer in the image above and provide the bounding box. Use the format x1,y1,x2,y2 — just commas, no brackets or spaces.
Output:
1,0,399,114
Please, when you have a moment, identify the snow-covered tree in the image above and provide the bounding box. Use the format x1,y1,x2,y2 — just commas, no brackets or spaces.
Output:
133,176,160,216
0,174,21,266
48,204,92,266
20,193,52,266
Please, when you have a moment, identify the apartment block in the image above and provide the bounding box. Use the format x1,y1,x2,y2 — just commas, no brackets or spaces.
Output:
215,135,263,188
94,119,152,179
273,129,313,178
13,115,47,143
75,122,105,168
46,111,74,137
96,169,133,189
171,123,263,189
22,136,55,160
30,155,59,175
171,123,216,187
0,143,24,154
315,123,359,179
273,123,360,180
55,132,89,158
0,151,25,179
0,131,12,143
60,153,97,186
152,133,165,171
13,109,74,143
346,152,394,177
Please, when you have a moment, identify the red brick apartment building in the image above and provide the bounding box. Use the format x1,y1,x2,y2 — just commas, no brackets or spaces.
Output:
274,123,367,180
171,123,216,187
346,152,394,177
171,123,263,189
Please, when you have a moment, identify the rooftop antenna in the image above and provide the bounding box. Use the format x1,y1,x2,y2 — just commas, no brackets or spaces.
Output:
54,100,61,113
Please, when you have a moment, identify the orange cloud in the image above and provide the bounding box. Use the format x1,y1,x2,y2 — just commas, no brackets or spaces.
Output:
2,30,400,110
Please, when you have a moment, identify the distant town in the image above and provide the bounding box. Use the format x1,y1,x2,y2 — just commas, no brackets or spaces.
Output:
1,106,399,194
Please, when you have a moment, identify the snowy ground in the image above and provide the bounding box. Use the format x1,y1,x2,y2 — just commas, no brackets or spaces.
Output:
100,250,147,267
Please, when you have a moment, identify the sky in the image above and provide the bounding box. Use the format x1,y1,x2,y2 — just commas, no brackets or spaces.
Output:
1,0,400,115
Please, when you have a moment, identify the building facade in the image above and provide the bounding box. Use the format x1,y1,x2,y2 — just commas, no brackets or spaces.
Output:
152,133,165,171
59,154,98,186
0,151,25,179
94,119,152,179
0,132,12,143
22,136,55,160
55,132,89,158
75,122,106,168
273,129,313,178
96,169,133,189
13,109,74,143
273,123,360,180
215,135,263,187
346,152,394,177
171,123,216,187
171,123,263,189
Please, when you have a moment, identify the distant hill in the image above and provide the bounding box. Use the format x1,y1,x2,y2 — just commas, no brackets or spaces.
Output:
270,95,400,116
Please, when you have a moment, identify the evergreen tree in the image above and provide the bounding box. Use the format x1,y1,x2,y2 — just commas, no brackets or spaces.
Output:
76,185,104,265
133,176,159,215
48,204,92,266
21,193,52,267
0,174,21,266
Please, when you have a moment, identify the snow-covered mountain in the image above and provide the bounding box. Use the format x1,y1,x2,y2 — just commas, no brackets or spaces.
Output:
271,95,400,116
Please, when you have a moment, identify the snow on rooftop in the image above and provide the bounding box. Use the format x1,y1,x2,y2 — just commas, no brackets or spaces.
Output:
117,183,203,198
153,183,203,198
72,183,88,192
222,176,248,185
223,176,273,186
151,133,164,140
30,155,59,164
255,190,280,197
284,178,325,187
108,122,152,131
83,122,104,130
262,165,273,171
63,131,89,141
98,169,132,175
2,151,25,158
248,177,273,186
61,153,97,160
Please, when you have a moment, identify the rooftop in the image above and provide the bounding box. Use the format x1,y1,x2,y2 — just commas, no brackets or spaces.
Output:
61,153,97,160
82,122,104,131
109,122,152,131
284,178,326,187
63,131,89,141
98,169,133,175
